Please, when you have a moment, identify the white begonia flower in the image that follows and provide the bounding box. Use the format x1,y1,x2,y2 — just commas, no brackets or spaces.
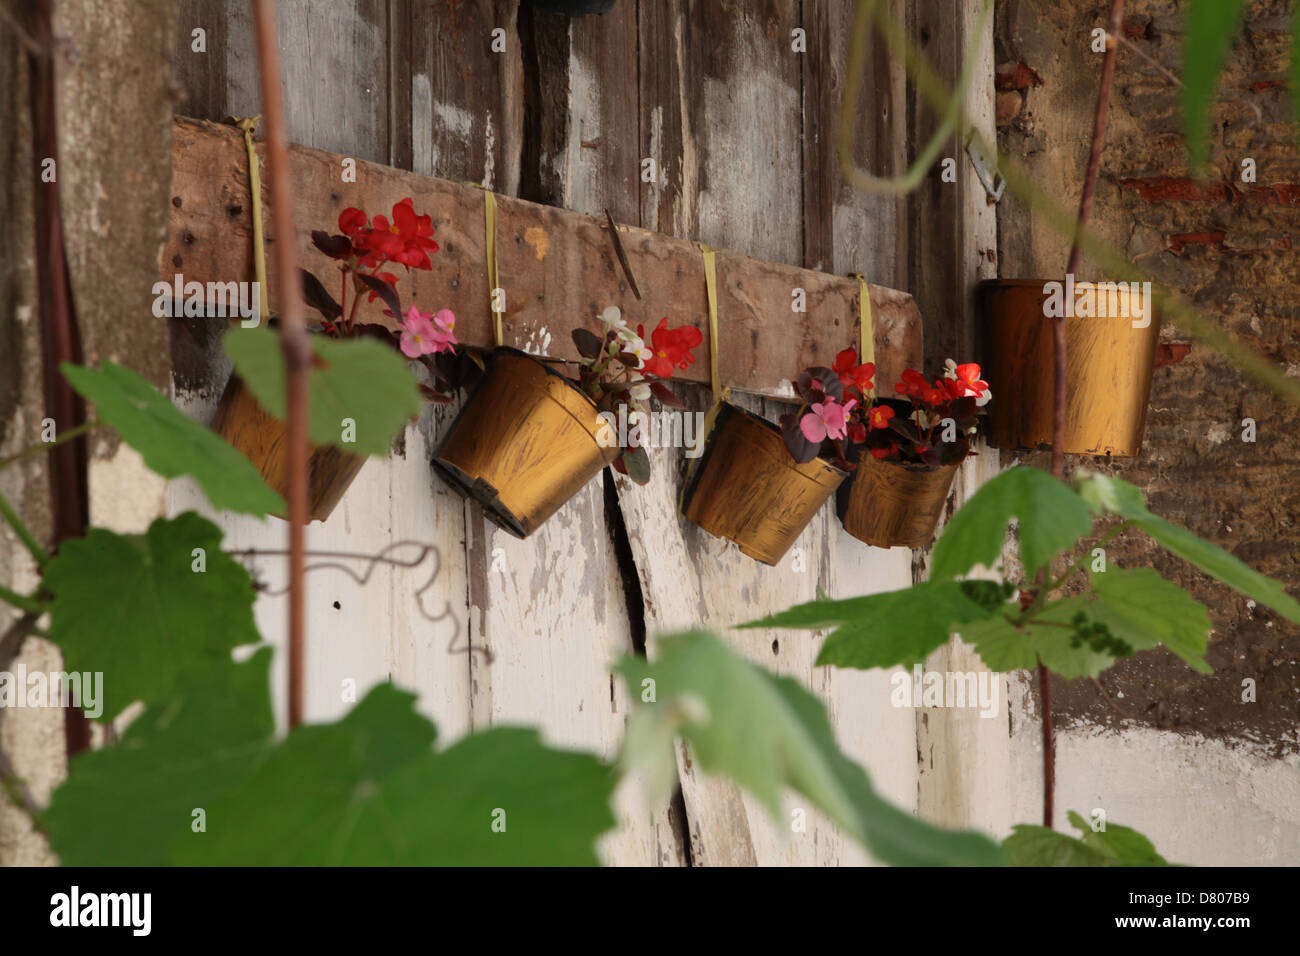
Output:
976,388,992,407
942,357,958,379
629,381,652,401
600,306,626,331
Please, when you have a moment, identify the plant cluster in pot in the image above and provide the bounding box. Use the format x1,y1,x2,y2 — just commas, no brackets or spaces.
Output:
678,355,872,566
433,307,702,538
827,353,991,549
215,198,480,522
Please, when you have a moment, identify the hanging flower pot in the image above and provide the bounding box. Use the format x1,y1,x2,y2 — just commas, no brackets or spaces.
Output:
433,349,616,537
212,374,367,522
681,401,847,566
213,196,475,523
837,452,958,549
434,307,703,537
976,278,1160,457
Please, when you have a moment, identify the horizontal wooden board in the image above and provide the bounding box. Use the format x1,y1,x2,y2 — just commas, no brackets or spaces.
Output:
164,116,922,398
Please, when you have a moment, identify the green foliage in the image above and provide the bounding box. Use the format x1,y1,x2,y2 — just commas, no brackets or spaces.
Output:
1004,811,1170,866
1078,472,1300,624
46,664,618,866
223,325,423,456
41,513,261,720
930,466,1093,582
176,688,617,866
43,649,275,865
744,580,1007,670
618,631,1004,866
1180,0,1246,169
60,362,283,516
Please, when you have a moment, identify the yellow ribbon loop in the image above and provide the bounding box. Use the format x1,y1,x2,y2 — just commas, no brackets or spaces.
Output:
853,273,875,372
227,116,270,322
483,188,502,348
700,242,729,404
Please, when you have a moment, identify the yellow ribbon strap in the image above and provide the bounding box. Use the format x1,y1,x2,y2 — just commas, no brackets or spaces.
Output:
699,242,729,403
483,188,502,348
853,273,875,370
229,116,270,322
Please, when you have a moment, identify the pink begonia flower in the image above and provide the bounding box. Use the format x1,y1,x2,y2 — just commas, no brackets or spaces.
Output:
399,305,458,358
799,398,857,443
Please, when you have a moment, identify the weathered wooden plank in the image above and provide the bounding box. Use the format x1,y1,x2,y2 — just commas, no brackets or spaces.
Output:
905,0,1008,833
165,2,474,740
408,0,521,189
164,116,922,397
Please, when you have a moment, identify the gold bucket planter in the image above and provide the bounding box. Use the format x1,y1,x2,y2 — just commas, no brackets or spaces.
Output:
432,348,619,538
976,278,1161,457
681,402,847,566
837,455,958,549
213,375,367,523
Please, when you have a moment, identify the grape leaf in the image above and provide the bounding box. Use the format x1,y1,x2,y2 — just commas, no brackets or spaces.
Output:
60,362,284,517
618,631,1003,866
42,512,261,720
175,684,617,865
43,649,274,865
1181,0,1246,169
1088,567,1212,674
743,581,1004,671
223,325,422,456
960,599,1118,679
931,465,1094,582
1003,810,1170,866
1077,472,1300,624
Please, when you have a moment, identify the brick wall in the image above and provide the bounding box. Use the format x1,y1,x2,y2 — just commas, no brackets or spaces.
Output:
996,0,1300,748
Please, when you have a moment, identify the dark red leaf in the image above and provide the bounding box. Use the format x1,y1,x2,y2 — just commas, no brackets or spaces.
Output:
649,381,684,408
780,413,820,464
299,268,342,319
572,328,604,359
356,273,402,319
311,231,352,260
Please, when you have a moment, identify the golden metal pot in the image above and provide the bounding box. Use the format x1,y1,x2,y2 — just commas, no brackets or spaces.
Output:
837,455,958,549
681,401,847,566
433,348,618,538
976,278,1160,457
212,375,368,523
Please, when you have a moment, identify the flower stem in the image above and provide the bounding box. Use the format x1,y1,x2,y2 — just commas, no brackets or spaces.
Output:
0,419,100,472
0,489,50,570
0,583,47,615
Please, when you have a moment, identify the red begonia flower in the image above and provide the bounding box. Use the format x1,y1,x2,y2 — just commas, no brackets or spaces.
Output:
638,318,703,378
866,404,895,430
832,347,876,394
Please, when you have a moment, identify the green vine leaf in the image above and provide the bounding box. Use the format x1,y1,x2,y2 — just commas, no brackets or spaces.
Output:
961,598,1118,679
743,581,1005,670
1003,810,1171,866
223,325,423,456
43,649,275,865
1180,0,1246,170
931,466,1094,583
1078,472,1300,624
1087,567,1212,674
42,512,261,720
175,685,617,866
618,631,1003,866
60,362,284,516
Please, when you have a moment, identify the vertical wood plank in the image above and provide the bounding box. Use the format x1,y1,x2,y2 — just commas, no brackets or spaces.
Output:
904,0,1008,832
166,0,474,741
624,0,885,867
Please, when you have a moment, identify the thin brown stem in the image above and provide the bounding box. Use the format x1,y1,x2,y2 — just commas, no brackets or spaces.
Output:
251,0,311,730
